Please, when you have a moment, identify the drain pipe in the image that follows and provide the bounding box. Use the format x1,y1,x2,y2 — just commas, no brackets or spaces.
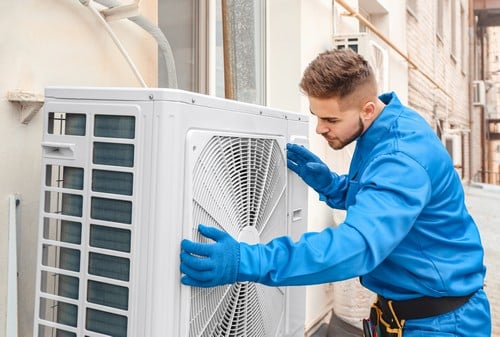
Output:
6,195,19,337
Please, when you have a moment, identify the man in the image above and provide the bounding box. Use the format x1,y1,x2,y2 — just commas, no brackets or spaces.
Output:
180,49,491,336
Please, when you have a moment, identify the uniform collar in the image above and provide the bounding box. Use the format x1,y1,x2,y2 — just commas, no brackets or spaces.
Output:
356,92,403,153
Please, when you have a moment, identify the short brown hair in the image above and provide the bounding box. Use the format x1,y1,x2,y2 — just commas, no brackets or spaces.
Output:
300,48,376,99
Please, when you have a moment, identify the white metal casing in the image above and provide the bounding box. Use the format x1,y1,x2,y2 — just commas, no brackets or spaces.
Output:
34,87,308,337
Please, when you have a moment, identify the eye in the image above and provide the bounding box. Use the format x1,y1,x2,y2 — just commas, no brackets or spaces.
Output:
325,119,338,124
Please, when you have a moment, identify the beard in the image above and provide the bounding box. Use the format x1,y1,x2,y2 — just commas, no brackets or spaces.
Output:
327,117,364,150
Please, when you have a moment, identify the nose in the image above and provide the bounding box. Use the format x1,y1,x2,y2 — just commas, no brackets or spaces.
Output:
316,119,329,135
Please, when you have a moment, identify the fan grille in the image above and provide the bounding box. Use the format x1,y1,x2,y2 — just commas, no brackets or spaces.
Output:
189,135,286,337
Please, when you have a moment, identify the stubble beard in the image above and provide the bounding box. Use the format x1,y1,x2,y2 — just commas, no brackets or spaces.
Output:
327,117,364,150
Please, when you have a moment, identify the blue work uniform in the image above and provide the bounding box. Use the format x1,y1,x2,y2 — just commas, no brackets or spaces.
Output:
238,92,491,335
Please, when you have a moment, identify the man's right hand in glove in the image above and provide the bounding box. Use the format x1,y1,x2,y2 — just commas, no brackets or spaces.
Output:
286,143,337,195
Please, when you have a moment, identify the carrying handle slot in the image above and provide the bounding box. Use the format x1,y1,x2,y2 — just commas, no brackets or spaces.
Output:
42,142,75,159
292,208,303,222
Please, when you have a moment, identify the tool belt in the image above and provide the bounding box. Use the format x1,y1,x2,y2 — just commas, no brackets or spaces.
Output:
362,293,474,337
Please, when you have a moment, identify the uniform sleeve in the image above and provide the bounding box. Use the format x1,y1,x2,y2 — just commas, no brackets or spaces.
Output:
237,153,432,286
318,173,351,210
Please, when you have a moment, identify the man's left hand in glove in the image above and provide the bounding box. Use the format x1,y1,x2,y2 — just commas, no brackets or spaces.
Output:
180,224,242,288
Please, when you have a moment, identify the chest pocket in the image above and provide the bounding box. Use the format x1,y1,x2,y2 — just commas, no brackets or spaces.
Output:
346,180,361,208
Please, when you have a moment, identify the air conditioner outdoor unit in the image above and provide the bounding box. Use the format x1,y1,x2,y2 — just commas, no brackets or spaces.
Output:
333,33,389,92
33,87,308,337
473,80,486,106
333,33,368,55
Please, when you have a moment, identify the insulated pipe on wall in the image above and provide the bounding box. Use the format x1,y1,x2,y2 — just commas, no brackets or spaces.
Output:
93,0,178,88
84,0,148,87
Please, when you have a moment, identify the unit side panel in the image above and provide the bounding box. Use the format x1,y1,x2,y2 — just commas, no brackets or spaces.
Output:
285,118,309,337
144,100,187,337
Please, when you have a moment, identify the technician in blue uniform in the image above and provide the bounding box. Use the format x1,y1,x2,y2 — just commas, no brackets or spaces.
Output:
180,49,491,336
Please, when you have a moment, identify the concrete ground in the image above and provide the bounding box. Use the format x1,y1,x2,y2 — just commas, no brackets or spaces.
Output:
464,183,500,336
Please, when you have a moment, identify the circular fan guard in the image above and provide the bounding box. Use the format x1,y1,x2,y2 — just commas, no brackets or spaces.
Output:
189,135,287,337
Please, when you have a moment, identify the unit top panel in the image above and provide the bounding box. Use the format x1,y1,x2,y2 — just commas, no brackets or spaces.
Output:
45,87,308,122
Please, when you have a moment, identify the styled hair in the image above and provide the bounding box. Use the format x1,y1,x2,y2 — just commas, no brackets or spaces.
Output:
300,48,376,99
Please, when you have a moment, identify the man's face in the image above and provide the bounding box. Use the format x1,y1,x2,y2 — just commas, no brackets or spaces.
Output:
309,96,366,150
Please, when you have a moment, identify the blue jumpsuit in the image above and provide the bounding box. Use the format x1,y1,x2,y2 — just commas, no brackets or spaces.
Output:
238,92,491,336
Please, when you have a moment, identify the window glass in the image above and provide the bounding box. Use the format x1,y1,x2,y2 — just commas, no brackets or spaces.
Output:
158,0,199,91
158,0,266,104
215,0,266,104
451,0,457,56
437,0,444,39
407,0,417,14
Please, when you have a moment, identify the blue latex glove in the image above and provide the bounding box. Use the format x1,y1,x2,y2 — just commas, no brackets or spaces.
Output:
286,143,336,195
180,224,241,288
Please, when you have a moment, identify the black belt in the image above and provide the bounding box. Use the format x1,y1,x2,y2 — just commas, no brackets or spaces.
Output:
377,292,474,321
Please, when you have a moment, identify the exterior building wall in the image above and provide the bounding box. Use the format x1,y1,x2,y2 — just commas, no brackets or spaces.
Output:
0,2,157,336
267,0,337,331
406,1,472,180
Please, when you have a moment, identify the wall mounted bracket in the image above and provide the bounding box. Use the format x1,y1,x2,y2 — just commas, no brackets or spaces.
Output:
7,90,44,124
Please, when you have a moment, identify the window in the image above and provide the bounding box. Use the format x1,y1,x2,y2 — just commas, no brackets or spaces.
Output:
158,0,200,91
407,0,417,16
437,0,444,40
460,4,467,72
358,8,371,33
450,0,457,59
158,0,266,104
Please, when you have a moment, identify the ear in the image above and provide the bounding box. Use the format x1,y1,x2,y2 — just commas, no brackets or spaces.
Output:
361,101,376,121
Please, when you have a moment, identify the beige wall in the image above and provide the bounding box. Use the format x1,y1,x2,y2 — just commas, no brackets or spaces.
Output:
267,0,337,331
0,2,157,336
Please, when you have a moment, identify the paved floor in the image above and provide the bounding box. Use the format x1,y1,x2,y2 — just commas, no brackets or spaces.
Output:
464,183,500,336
